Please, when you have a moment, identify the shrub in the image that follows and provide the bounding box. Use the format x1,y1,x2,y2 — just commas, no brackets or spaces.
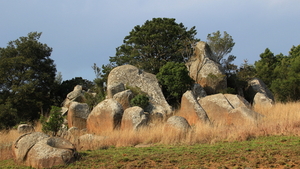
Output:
156,62,194,106
130,94,149,109
40,106,64,136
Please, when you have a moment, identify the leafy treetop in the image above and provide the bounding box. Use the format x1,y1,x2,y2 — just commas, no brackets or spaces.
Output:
109,18,199,74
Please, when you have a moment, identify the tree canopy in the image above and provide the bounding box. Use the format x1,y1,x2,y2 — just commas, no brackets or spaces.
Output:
207,30,235,63
156,62,194,106
0,32,56,128
109,18,199,74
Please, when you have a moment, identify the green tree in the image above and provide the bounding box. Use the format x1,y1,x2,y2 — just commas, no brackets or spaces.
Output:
270,45,300,102
110,18,199,74
207,31,235,63
255,48,282,87
0,32,56,127
156,62,194,106
40,106,64,136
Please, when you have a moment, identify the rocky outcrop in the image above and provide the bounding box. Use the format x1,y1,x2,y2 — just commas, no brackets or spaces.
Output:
121,106,148,130
245,78,275,104
228,107,264,122
186,41,227,94
199,93,235,112
107,82,125,99
87,99,123,134
178,90,210,125
253,92,274,107
67,102,90,130
113,89,134,110
26,137,77,168
107,65,172,116
166,116,191,132
17,124,34,134
199,93,263,125
223,94,251,109
13,132,78,168
13,132,49,163
62,85,86,109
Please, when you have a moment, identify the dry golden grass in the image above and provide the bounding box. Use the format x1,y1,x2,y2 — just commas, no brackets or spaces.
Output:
2,102,300,159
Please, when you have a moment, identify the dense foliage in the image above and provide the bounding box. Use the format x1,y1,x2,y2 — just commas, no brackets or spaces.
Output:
130,94,149,109
156,62,194,105
0,32,56,128
109,18,199,74
40,106,64,136
255,45,300,102
207,31,237,74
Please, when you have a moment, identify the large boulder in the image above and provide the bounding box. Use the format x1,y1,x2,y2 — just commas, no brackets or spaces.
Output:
113,89,134,110
245,78,275,104
178,90,210,125
227,107,264,125
199,93,234,113
13,132,78,168
253,92,274,107
26,137,77,168
223,94,251,109
67,102,90,130
166,116,191,132
87,99,123,134
199,93,262,125
121,106,148,130
107,65,172,115
13,132,49,163
186,41,227,94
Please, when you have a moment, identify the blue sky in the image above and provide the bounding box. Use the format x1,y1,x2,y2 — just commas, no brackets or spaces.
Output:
1,0,300,81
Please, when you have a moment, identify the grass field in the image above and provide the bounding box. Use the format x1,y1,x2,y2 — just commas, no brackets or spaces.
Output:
1,102,300,168
1,135,300,168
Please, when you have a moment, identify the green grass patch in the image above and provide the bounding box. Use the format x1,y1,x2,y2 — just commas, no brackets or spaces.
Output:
1,135,300,168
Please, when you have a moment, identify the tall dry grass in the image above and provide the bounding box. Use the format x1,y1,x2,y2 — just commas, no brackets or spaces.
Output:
2,102,300,158
76,102,300,150
0,121,42,160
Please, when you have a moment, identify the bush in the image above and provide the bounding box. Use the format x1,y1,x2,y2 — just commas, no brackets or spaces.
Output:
40,106,64,136
156,62,194,106
130,94,149,109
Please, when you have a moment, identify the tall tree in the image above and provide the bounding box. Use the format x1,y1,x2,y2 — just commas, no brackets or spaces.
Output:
207,31,235,63
270,45,300,102
255,48,281,87
110,18,199,74
0,32,56,128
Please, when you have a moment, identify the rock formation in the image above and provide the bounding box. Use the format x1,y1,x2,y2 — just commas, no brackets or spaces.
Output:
246,78,275,106
113,89,134,110
67,102,90,130
107,65,172,115
178,90,210,125
121,106,148,130
199,93,263,125
13,132,78,168
166,116,191,132
62,85,86,109
87,99,123,134
186,41,227,94
253,92,274,107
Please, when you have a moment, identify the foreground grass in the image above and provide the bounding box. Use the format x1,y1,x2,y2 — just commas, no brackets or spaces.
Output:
2,135,300,169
